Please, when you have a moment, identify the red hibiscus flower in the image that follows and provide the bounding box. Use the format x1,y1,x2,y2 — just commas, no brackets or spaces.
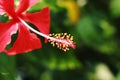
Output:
0,0,50,55
0,0,76,56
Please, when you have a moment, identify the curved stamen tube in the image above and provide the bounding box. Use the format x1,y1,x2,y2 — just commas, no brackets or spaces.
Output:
18,17,76,51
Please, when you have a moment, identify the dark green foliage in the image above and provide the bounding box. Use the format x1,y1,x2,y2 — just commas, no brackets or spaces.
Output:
1,0,120,80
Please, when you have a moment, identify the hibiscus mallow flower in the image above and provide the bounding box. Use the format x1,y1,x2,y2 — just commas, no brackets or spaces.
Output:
0,0,76,55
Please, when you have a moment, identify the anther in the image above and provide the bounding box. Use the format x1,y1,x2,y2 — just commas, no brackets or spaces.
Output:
48,33,76,51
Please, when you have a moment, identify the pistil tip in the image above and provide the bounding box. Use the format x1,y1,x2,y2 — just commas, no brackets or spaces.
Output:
48,33,76,51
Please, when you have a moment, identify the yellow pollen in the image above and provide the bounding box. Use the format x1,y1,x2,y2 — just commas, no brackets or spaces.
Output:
48,33,74,51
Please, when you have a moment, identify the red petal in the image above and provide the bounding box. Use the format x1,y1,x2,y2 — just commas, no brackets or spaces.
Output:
29,0,39,7
0,21,18,52
16,0,38,14
22,7,50,36
6,23,42,55
0,0,15,17
0,5,5,15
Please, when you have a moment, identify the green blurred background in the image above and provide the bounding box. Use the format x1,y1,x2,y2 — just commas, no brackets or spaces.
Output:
1,0,120,80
